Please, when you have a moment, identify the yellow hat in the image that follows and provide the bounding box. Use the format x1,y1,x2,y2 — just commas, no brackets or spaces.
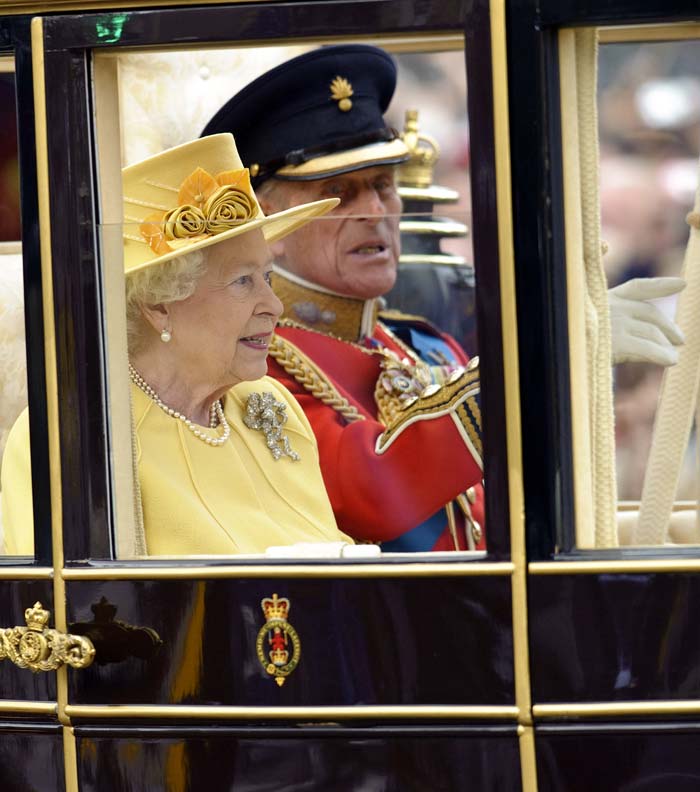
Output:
122,133,338,274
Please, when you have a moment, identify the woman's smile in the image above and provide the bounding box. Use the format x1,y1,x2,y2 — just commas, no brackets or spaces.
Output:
238,331,273,350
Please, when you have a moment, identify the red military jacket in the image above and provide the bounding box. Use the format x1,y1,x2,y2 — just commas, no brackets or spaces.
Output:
266,270,485,552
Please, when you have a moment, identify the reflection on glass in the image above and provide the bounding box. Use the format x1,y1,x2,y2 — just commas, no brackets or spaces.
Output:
387,109,477,358
114,43,484,556
0,61,33,557
599,39,700,545
0,68,21,243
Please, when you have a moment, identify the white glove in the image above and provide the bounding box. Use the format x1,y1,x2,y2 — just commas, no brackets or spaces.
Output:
609,277,686,366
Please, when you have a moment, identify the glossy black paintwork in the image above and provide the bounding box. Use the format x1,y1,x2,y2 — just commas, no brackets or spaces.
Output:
42,0,469,50
465,0,511,559
0,722,64,792
1,17,53,563
530,574,700,703
537,724,700,791
505,1,576,559
0,580,56,702
538,0,700,27
42,44,113,560
66,577,514,706
17,43,53,565
70,596,163,665
75,727,521,792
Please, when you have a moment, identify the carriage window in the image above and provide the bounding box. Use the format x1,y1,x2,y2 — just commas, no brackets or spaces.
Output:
562,31,700,549
0,58,33,557
97,41,482,559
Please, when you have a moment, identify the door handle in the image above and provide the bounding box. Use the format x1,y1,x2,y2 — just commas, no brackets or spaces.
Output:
0,602,95,673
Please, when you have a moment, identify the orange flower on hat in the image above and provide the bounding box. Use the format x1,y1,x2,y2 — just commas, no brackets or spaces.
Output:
177,167,221,209
139,214,173,256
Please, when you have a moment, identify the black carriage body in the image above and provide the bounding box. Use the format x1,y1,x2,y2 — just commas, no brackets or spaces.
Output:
0,0,698,790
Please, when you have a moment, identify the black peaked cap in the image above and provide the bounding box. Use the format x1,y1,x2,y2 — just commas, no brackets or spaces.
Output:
201,44,406,186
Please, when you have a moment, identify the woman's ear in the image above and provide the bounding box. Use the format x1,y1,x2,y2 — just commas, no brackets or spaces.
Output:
139,301,170,335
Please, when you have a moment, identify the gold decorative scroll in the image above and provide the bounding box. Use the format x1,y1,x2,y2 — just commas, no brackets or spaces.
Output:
0,602,95,673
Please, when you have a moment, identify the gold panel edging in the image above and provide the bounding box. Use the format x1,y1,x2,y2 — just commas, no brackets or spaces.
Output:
529,559,700,575
534,701,700,718
598,23,700,44
63,704,520,720
64,727,79,792
31,15,71,742
0,700,57,715
518,725,539,792
61,562,515,580
489,3,536,787
489,0,532,735
0,567,53,579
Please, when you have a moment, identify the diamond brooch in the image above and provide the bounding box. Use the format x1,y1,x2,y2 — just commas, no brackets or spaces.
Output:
244,392,301,461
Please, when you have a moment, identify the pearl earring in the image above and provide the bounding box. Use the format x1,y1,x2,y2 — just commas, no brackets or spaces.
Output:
160,329,172,343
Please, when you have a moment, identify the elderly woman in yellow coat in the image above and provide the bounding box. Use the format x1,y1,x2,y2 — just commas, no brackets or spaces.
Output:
2,133,352,555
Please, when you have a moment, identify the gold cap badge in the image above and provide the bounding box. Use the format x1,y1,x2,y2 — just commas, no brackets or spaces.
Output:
330,76,353,112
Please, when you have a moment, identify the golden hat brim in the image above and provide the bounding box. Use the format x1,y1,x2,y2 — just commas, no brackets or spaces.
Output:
274,138,409,180
123,197,338,275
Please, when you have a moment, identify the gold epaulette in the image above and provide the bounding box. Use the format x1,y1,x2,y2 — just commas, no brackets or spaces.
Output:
375,358,482,465
268,335,365,424
378,308,427,323
378,308,445,333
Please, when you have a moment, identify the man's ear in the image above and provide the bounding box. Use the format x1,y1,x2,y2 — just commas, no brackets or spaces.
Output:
259,192,289,261
258,184,289,263
139,301,171,335
268,237,287,260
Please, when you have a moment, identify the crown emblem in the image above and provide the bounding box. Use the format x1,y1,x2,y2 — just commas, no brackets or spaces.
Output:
25,602,50,632
256,594,301,687
398,109,441,188
261,594,290,622
330,76,354,112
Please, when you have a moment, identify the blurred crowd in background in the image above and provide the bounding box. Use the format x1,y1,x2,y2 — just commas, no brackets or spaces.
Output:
598,41,700,500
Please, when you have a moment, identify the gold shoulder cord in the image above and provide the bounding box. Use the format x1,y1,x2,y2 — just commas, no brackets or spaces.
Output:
268,335,365,424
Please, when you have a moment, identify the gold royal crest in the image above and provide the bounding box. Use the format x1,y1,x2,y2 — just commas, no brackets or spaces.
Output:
255,594,301,687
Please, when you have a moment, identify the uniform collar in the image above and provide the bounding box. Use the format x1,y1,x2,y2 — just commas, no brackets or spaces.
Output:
271,267,381,342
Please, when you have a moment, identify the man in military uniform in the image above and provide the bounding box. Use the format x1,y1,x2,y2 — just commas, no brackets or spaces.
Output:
202,44,484,552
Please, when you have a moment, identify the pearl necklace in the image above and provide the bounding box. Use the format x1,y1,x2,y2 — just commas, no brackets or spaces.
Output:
129,363,231,447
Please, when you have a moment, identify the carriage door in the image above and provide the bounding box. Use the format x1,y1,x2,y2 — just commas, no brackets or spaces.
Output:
0,1,533,789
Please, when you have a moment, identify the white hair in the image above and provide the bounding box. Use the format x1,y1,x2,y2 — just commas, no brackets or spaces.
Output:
125,249,207,354
255,177,296,211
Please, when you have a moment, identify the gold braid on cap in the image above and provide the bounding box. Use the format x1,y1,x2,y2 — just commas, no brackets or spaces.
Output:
139,167,258,255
